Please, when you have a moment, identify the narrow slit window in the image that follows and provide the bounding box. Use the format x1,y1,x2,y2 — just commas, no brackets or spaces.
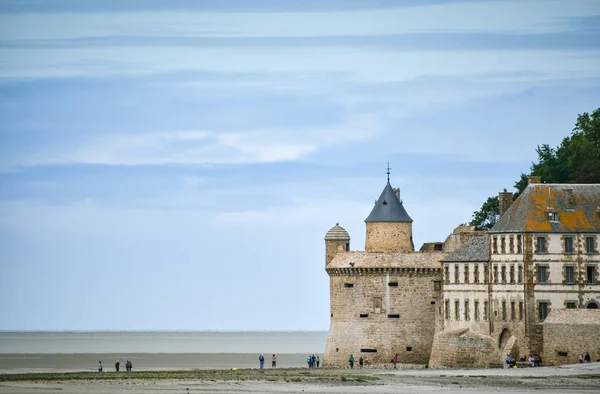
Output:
388,282,398,287
344,283,354,288
360,348,377,353
359,314,369,318
387,314,400,319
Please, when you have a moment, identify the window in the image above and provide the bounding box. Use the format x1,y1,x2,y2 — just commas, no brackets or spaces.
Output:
566,265,575,284
493,265,499,284
566,301,577,309
474,265,479,284
464,300,470,321
483,300,489,321
518,265,523,283
501,266,507,284
344,283,354,288
549,212,559,222
493,237,498,254
565,237,573,254
464,265,470,284
517,235,522,254
474,300,480,320
518,301,523,320
510,301,516,321
538,266,548,284
538,302,549,322
454,300,460,320
509,265,515,284
360,348,377,353
484,265,489,284
445,299,450,320
502,300,507,321
454,264,459,283
406,346,412,352
586,237,595,253
444,265,450,284
360,314,369,318
387,314,400,319
509,236,514,253
536,237,546,254
501,236,506,254
388,282,398,287
587,265,596,284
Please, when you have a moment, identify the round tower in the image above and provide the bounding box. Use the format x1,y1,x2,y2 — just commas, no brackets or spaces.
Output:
324,223,350,266
364,181,414,252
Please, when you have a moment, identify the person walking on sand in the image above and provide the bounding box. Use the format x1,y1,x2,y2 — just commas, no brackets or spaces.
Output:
392,353,398,369
359,356,364,369
259,354,265,369
98,361,103,372
579,353,584,363
115,360,120,372
272,354,276,368
316,356,320,368
585,352,591,363
349,354,355,369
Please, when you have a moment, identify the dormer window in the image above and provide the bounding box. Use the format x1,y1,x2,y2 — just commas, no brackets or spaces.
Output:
548,212,559,222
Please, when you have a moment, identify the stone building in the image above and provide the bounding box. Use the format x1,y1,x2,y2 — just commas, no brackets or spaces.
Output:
324,178,446,366
432,177,600,367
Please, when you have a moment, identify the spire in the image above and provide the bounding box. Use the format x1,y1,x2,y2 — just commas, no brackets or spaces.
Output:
386,161,391,183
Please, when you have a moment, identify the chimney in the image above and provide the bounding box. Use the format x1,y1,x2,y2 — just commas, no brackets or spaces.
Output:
563,189,574,209
393,188,400,201
499,188,514,216
527,176,542,185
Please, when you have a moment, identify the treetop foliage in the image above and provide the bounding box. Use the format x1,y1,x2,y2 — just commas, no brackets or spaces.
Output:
469,107,600,230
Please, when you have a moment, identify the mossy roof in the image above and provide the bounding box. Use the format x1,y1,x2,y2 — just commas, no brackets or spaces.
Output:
490,184,600,233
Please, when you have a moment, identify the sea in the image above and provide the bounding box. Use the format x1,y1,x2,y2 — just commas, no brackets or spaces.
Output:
0,331,328,373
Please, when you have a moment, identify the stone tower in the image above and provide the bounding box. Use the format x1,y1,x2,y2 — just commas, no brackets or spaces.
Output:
365,181,414,252
324,223,350,267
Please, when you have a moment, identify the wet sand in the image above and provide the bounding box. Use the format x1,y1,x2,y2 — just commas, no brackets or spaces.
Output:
1,362,599,393
0,353,318,373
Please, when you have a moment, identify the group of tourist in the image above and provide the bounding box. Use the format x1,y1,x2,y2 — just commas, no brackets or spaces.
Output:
578,352,591,363
506,354,542,368
348,353,399,369
97,360,133,372
258,354,278,369
307,354,320,367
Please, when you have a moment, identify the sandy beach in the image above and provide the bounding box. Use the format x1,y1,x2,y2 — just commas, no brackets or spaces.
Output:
1,362,599,393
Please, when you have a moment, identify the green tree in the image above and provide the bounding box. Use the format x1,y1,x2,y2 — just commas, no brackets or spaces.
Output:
469,107,600,230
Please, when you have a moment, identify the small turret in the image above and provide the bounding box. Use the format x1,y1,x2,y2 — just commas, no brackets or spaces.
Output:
325,223,350,267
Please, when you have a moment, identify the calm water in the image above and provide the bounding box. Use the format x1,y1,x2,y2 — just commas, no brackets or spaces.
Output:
0,331,328,354
0,331,328,372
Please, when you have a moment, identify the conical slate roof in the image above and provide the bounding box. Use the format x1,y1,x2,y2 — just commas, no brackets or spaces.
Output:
365,182,413,223
325,223,350,240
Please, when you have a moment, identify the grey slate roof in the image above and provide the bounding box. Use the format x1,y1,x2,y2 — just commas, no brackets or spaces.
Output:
325,223,350,240
441,236,489,262
490,184,600,233
365,182,413,223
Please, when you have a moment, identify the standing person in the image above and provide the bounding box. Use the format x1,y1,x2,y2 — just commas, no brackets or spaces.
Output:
311,354,316,368
272,354,276,368
259,354,265,369
98,361,103,372
578,353,585,363
348,354,354,369
392,353,398,369
585,352,591,363
316,356,320,368
359,356,364,369
129,360,133,371
307,355,312,368
115,360,120,372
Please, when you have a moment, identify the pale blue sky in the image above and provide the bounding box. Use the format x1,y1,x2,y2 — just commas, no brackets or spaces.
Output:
1,0,599,330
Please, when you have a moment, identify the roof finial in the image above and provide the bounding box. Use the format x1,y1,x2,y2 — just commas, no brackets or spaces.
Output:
386,161,391,183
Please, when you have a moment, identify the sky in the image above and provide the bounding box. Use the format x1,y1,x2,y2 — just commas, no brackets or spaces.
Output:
0,0,599,331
